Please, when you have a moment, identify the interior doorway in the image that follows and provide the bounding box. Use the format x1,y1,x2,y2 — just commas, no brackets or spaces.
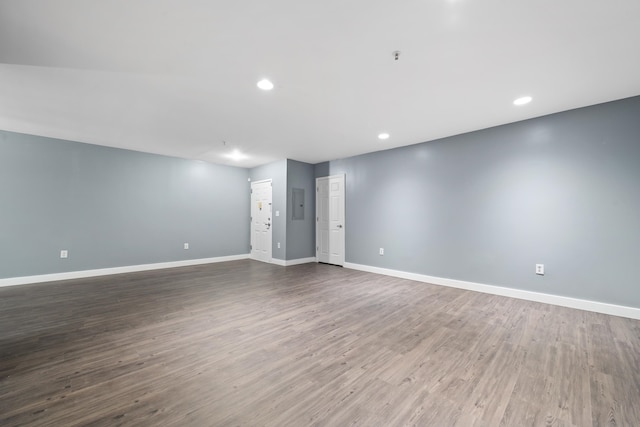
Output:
316,174,345,266
250,179,272,263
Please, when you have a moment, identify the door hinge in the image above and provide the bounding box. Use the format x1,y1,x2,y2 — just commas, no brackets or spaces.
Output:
250,244,252,250
316,246,319,252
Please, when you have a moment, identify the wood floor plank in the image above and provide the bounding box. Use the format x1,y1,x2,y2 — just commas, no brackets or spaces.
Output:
1,260,639,426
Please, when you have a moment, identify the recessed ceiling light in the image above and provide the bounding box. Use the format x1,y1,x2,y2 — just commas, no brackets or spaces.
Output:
378,133,390,140
513,96,532,106
257,79,274,91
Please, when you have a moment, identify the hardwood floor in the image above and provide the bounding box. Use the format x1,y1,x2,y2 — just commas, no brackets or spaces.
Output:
1,260,639,426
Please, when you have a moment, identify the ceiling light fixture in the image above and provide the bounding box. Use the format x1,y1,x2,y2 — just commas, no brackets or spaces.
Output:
257,79,274,91
513,96,532,106
378,133,390,140
225,149,248,161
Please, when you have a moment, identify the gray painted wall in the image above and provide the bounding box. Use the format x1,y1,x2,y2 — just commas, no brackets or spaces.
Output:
316,96,640,308
249,160,287,261
286,159,315,260
0,130,250,279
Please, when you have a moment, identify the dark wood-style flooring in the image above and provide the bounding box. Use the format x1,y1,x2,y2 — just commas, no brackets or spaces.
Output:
1,260,639,426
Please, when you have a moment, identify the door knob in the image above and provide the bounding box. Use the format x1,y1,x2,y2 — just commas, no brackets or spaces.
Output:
337,224,343,228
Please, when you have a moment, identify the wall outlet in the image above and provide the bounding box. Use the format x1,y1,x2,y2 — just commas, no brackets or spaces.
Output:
276,210,280,216
60,250,68,259
379,248,384,256
277,242,281,249
536,264,544,275
184,243,189,250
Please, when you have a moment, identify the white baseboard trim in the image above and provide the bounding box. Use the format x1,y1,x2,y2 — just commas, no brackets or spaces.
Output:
271,257,316,267
284,257,317,266
0,254,251,288
344,262,640,320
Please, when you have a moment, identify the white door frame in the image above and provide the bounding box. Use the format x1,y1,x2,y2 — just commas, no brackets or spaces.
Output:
316,174,345,266
250,179,273,263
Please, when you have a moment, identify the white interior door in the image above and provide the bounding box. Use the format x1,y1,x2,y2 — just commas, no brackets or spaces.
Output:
316,174,345,266
251,180,272,263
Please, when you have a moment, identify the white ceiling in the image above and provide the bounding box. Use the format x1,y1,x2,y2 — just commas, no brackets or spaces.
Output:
1,1,639,168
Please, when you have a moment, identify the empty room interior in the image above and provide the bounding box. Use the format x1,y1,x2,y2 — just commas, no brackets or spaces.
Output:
1,1,640,426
